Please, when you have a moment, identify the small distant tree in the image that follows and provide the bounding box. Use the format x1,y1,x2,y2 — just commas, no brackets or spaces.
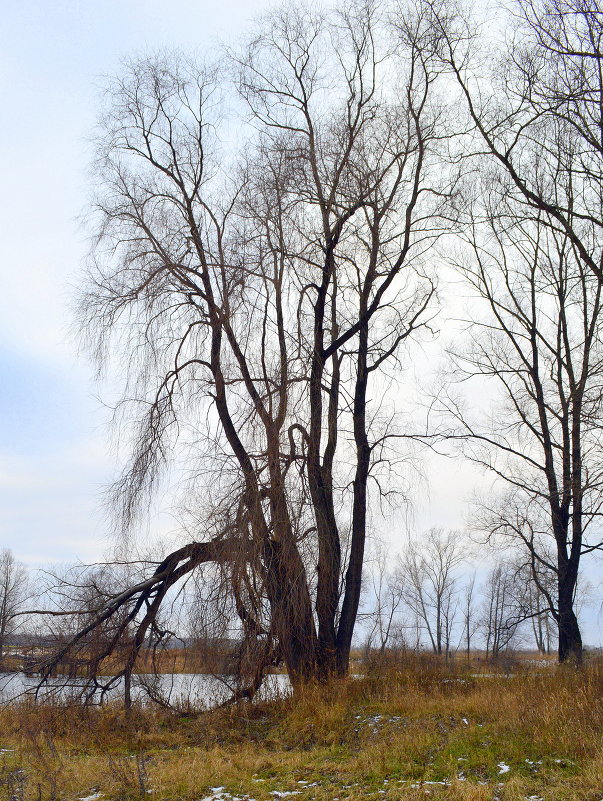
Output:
0,549,28,664
481,562,522,659
460,572,477,662
525,572,555,655
401,528,463,658
363,541,406,655
504,555,558,655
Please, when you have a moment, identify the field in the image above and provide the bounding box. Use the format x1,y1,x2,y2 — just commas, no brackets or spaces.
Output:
0,654,601,801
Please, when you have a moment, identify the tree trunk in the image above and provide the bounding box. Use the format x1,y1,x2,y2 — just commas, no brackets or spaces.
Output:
264,538,319,683
557,579,582,663
307,251,342,677
124,663,132,711
335,320,370,675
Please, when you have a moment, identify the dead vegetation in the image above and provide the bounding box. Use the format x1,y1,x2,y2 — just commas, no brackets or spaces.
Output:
0,654,601,800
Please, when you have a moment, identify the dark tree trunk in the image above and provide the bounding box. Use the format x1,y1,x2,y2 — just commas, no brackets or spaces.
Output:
335,319,370,675
307,246,342,677
558,607,582,663
557,569,582,663
264,539,319,682
124,663,132,711
553,496,583,664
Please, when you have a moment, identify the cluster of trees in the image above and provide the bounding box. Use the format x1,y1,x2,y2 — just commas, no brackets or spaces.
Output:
21,0,603,691
0,533,560,684
0,536,559,684
426,0,603,663
363,529,559,660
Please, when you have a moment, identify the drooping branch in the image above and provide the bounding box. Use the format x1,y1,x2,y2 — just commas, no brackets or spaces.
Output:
34,538,247,688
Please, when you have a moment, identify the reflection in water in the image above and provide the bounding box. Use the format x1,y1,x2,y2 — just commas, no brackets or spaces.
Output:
0,672,291,708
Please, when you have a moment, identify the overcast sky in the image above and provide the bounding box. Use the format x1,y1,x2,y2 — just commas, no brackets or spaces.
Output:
0,0,282,566
1,1,601,642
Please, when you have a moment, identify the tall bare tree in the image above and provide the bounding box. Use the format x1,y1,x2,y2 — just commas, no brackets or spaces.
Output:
407,0,603,663
40,1,452,690
436,202,603,662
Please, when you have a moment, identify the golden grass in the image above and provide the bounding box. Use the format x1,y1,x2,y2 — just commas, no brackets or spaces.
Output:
0,655,601,801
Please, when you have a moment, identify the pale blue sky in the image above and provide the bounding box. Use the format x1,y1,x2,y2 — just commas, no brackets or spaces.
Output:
0,0,601,643
0,0,277,565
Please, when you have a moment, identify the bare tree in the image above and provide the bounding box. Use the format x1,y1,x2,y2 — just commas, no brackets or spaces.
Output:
520,560,556,655
400,528,463,658
362,541,406,655
37,2,453,691
435,197,603,662
481,561,523,659
0,550,27,665
460,572,477,662
413,0,603,663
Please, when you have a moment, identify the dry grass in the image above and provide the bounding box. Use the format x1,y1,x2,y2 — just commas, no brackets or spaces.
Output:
0,654,601,801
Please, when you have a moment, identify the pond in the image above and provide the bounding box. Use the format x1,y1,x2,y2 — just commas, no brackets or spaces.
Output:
0,671,292,707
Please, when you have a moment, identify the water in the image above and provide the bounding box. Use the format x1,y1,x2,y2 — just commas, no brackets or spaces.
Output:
0,671,291,707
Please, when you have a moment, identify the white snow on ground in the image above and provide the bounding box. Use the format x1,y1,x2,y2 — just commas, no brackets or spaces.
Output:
195,761,548,801
198,789,257,801
78,794,102,801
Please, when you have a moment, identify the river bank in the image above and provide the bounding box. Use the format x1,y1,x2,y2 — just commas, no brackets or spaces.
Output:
0,655,600,801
